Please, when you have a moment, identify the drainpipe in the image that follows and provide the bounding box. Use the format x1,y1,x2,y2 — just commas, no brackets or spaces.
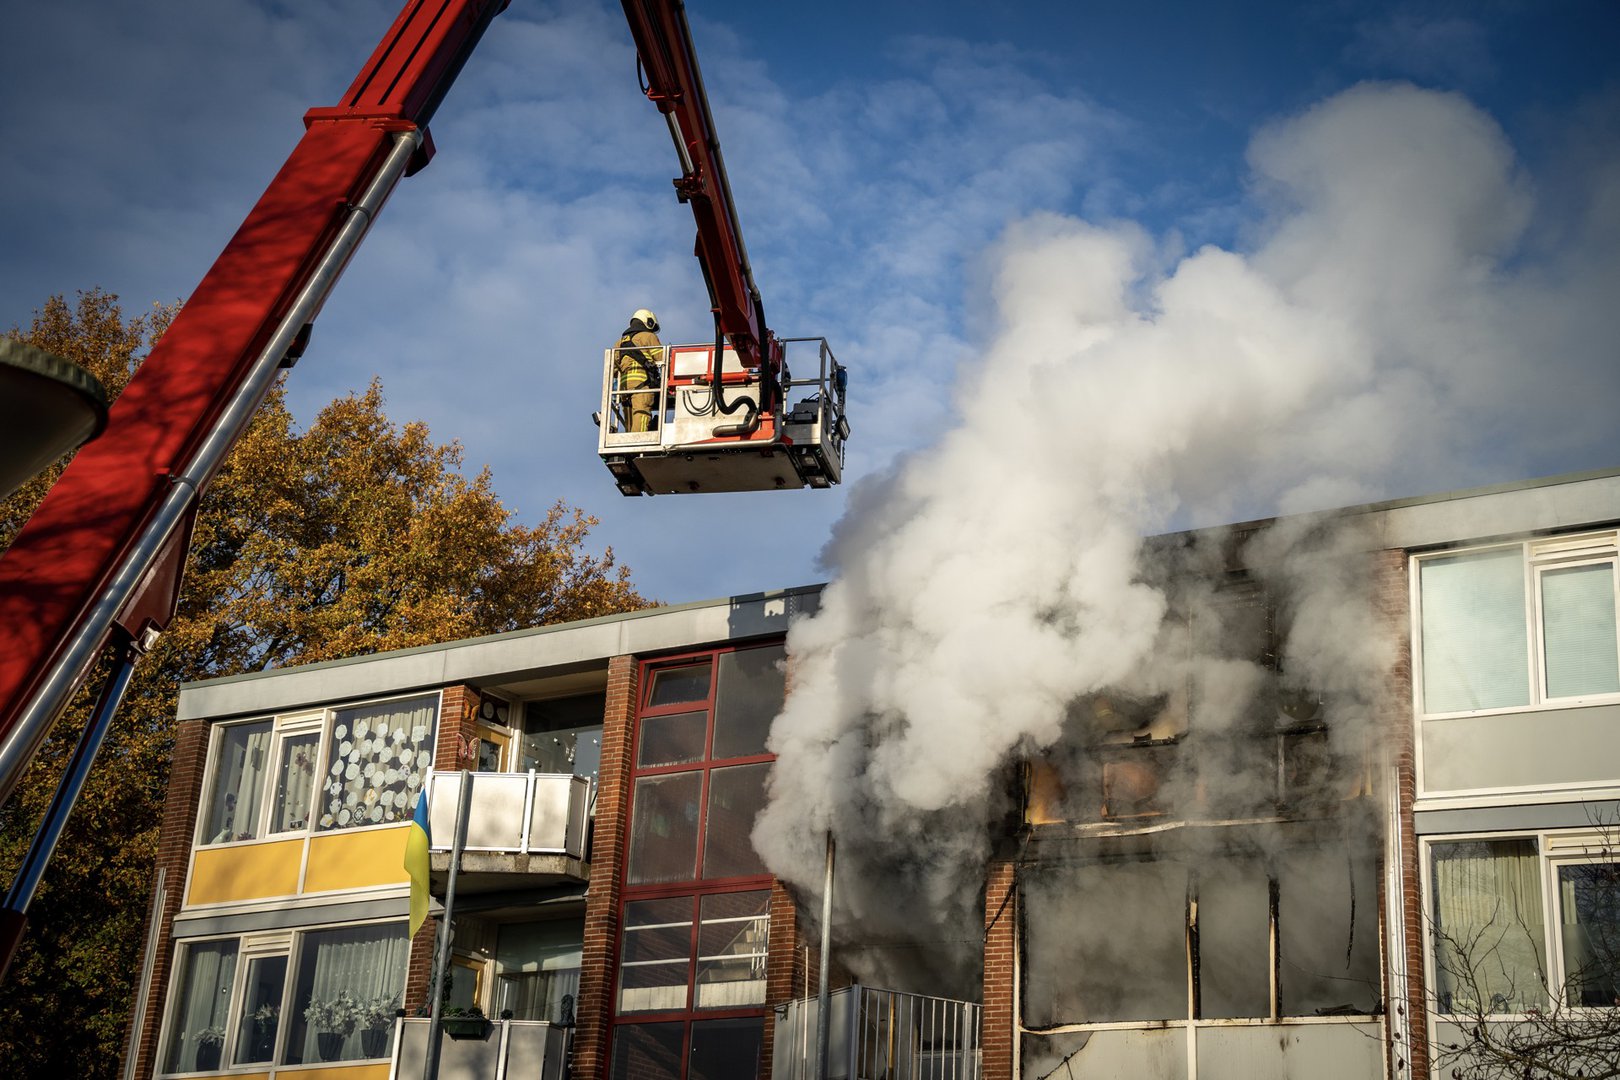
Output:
423,770,473,1080
816,831,835,1080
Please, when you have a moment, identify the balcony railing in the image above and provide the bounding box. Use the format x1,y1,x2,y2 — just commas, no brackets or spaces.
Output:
424,771,589,859
773,986,982,1080
388,1017,569,1080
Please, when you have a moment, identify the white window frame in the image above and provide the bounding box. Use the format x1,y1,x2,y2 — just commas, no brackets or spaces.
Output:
194,690,442,848
156,919,408,1077
195,712,325,849
1412,530,1620,720
1421,828,1619,1022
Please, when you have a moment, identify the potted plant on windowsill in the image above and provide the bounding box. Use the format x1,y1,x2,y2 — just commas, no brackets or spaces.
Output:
304,990,360,1061
248,1003,279,1061
194,1026,226,1071
360,993,400,1058
440,1004,490,1039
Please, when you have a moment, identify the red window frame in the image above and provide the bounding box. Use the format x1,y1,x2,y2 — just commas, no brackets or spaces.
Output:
608,641,784,1078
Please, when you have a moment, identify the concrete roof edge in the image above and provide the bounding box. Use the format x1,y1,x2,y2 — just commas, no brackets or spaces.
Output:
175,583,825,720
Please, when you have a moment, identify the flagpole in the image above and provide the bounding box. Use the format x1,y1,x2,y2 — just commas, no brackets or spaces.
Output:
423,769,472,1080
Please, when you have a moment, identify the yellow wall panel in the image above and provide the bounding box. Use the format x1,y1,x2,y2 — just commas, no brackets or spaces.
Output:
188,840,303,905
304,826,408,894
277,1066,388,1080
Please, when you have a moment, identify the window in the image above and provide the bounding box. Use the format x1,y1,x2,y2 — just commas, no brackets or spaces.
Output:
1417,533,1620,715
495,919,583,1023
160,922,409,1074
199,694,440,846
1430,835,1620,1015
518,694,605,783
162,939,238,1073
1022,836,1381,1028
611,643,786,1080
318,695,438,831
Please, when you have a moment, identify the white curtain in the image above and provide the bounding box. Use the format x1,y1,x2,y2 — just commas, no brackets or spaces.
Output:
271,732,320,833
289,923,409,1063
206,723,272,843
163,940,238,1072
320,695,438,831
1432,840,1546,1013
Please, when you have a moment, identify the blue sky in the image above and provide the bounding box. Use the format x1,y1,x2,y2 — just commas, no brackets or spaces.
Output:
2,0,1617,604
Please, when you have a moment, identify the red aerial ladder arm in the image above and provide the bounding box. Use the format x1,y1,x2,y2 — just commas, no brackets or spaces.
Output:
0,0,510,808
620,0,780,387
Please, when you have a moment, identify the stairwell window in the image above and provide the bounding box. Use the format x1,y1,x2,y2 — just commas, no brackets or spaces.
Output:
1416,532,1620,715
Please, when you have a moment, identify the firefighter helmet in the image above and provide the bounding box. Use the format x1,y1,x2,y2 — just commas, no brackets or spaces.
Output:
632,309,659,333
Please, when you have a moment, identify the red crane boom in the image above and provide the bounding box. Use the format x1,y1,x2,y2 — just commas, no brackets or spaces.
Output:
0,0,794,817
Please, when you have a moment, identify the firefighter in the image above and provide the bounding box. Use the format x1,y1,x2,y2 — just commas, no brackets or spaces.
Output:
615,309,663,433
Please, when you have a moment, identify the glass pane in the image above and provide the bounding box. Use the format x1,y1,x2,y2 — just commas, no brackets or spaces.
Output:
638,711,709,768
702,763,770,879
519,695,605,781
696,891,769,1009
618,898,693,1014
690,1016,765,1080
476,726,507,772
318,695,437,832
1196,856,1270,1019
1022,859,1186,1024
203,721,271,844
628,773,702,885
1420,549,1530,712
648,663,712,707
496,919,584,1023
611,1022,685,1080
1277,839,1381,1016
162,939,238,1073
283,922,409,1064
1543,563,1620,699
1431,839,1546,1014
233,954,287,1065
270,732,319,834
1558,862,1620,1007
712,645,786,759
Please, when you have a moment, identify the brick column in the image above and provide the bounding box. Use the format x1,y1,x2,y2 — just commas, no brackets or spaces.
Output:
121,717,211,1080
982,858,1018,1080
1374,549,1427,1080
574,653,638,1078
760,880,805,1080
435,684,482,774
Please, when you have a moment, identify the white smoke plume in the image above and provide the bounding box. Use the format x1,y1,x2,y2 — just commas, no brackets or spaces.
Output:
752,82,1619,991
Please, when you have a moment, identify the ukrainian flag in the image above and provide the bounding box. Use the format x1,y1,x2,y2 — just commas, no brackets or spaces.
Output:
405,790,431,937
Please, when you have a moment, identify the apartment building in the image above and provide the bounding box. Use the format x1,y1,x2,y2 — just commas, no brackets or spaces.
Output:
123,468,1620,1080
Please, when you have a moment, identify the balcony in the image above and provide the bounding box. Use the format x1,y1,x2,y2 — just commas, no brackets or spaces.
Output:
388,1017,569,1080
424,771,590,893
773,986,982,1080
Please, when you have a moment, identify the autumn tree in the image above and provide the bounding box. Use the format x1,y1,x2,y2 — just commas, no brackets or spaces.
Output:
0,290,649,1078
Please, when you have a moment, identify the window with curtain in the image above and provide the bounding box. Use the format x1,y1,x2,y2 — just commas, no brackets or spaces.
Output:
317,695,437,832
270,731,319,834
162,939,238,1073
283,922,409,1064
1431,840,1547,1014
202,721,272,844
496,919,584,1023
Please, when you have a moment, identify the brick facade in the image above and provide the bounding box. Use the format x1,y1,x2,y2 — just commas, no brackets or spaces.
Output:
1373,548,1427,1080
981,858,1018,1080
122,716,211,1080
574,653,638,1078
